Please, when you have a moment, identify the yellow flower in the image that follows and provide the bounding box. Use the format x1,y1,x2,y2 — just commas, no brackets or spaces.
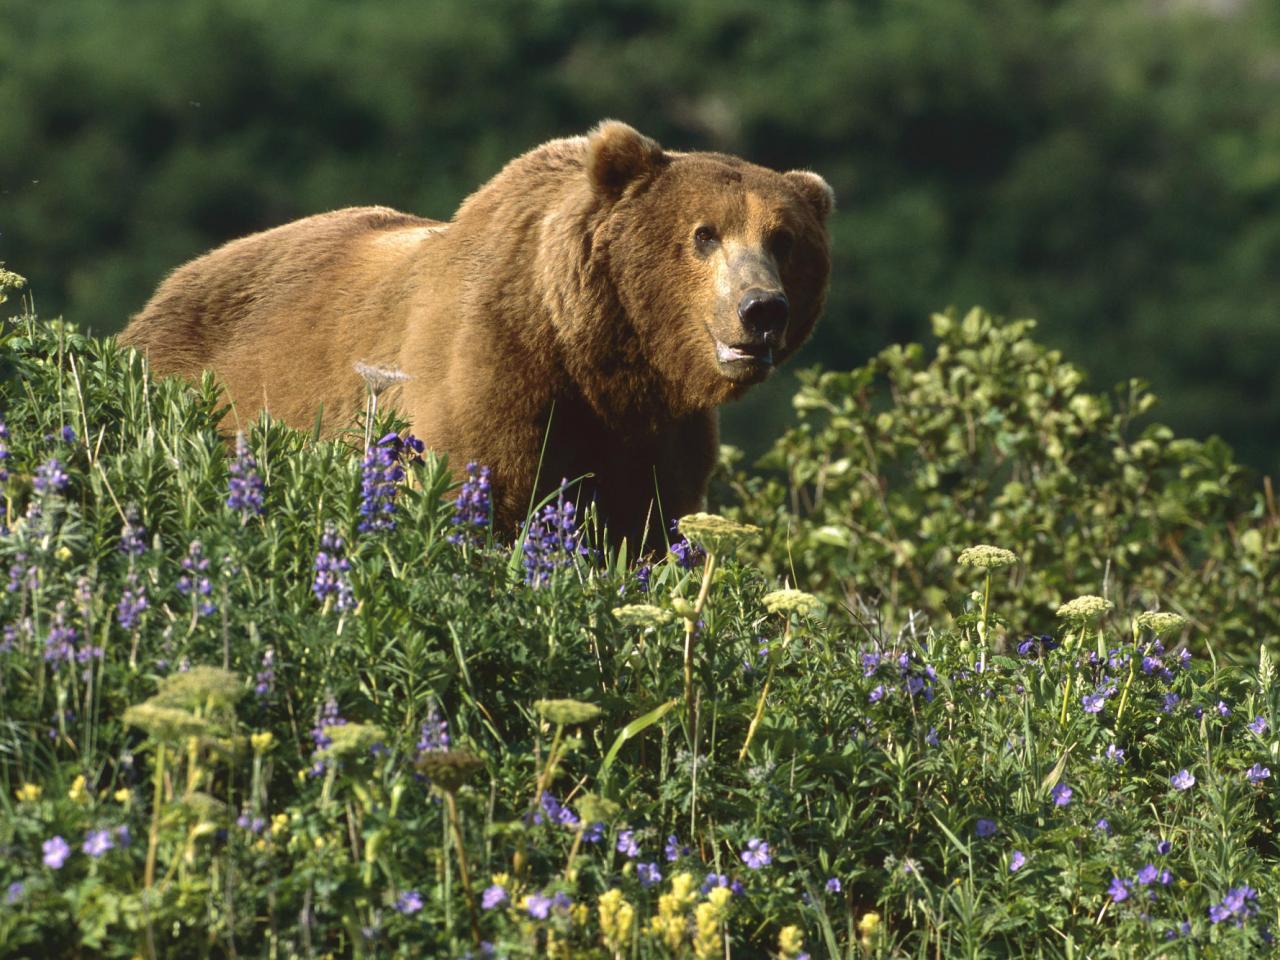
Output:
692,888,732,959
251,731,276,753
55,546,72,562
599,889,634,950
270,813,289,835
778,924,805,957
15,783,41,803
67,775,88,803
648,872,699,950
114,788,131,805
858,910,882,946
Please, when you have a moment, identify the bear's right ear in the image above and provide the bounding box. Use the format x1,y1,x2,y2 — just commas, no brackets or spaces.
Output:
784,170,836,223
587,120,666,198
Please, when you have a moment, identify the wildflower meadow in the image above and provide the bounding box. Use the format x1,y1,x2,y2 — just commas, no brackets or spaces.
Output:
0,267,1278,958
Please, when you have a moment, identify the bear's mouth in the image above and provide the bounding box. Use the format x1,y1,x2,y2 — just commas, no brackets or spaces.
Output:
713,337,774,382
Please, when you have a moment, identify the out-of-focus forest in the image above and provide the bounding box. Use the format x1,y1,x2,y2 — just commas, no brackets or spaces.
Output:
2,0,1278,473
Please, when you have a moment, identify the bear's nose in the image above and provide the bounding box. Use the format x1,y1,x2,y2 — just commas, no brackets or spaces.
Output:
738,289,789,342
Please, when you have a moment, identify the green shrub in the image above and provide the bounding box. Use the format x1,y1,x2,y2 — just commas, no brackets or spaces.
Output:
724,307,1279,659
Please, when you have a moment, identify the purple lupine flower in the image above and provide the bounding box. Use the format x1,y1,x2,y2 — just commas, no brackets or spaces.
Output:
4,882,21,904
308,696,347,775
668,518,706,569
868,685,885,704
1249,716,1268,736
741,838,772,869
925,727,940,747
481,883,508,909
539,793,579,829
638,862,662,887
1157,839,1172,855
1217,700,1231,718
358,433,422,534
43,603,79,667
395,890,424,915
7,553,37,594
116,572,148,630
665,834,688,862
861,651,881,676
1051,783,1073,807
1162,693,1180,714
1096,818,1111,834
59,425,76,444
312,524,354,611
1106,743,1126,764
0,420,9,482
417,701,450,754
254,647,275,697
448,462,491,545
1017,634,1058,657
520,481,587,587
634,563,651,593
1178,649,1192,669
1246,763,1271,784
975,819,997,838
177,541,216,618
42,836,70,869
826,876,842,893
1170,769,1195,791
1108,877,1131,902
524,892,553,920
83,829,114,858
119,507,147,557
226,432,265,516
1010,851,1026,872
33,458,69,494
615,830,639,858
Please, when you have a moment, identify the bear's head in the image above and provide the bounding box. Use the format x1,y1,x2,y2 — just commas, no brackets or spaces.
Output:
585,120,834,413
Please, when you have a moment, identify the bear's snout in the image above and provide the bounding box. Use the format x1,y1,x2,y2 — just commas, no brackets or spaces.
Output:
738,289,789,346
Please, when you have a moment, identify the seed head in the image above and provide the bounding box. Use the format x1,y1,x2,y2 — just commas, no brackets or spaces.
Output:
612,604,674,629
1135,611,1187,637
761,589,822,617
1056,595,1113,623
353,361,410,396
153,666,245,711
415,748,485,791
957,545,1018,570
676,513,760,555
535,698,602,726
123,702,210,742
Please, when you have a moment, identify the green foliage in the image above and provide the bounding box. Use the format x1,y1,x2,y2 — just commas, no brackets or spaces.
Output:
1,309,1279,956
4,0,1280,472
725,307,1279,659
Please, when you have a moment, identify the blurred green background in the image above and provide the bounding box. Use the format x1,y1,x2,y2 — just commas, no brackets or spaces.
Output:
2,0,1278,475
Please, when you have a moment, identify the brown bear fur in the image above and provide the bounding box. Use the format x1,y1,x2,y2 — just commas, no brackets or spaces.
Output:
121,121,833,550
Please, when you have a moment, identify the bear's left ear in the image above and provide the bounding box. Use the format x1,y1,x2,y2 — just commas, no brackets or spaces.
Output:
587,120,667,198
784,170,836,223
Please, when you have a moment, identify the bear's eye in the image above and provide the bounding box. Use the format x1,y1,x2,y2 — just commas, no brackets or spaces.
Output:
769,228,794,262
693,225,719,253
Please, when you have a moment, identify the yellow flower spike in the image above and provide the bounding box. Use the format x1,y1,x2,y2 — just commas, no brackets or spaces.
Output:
778,924,805,958
570,902,588,926
67,775,88,803
16,783,41,803
858,910,882,946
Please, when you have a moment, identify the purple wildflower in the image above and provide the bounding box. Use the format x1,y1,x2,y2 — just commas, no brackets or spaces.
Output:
1096,818,1111,834
668,518,706,569
1051,783,1073,807
1081,692,1105,714
177,540,216,618
358,432,422,534
524,893,553,920
448,462,492,545
83,829,114,858
1108,877,1131,902
1157,839,1172,855
308,696,347,775
701,872,732,894
1249,716,1268,736
1137,864,1158,886
1209,886,1258,925
254,647,275,697
1246,763,1271,784
975,819,997,838
868,685,885,704
0,420,9,482
42,836,70,869
665,834,688,862
1106,743,1126,764
634,563,651,592
226,432,265,516
1170,769,1195,791
638,862,662,887
1217,700,1231,717
1010,851,1026,872
583,821,605,844
925,727,939,747
33,458,69,494
119,507,147,557
312,524,355,611
395,890,424,915
539,793,579,829
43,603,79,667
4,882,21,905
861,651,881,676
1017,635,1058,657
521,481,587,587
481,884,508,910
826,877,842,893
615,829,639,858
416,701,450,754
116,571,148,630
741,838,771,869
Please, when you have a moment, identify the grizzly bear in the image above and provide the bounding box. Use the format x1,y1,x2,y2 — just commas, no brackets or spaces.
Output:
121,121,833,550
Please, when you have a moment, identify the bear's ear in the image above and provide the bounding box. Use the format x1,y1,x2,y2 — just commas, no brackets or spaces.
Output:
784,170,836,223
587,120,666,198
